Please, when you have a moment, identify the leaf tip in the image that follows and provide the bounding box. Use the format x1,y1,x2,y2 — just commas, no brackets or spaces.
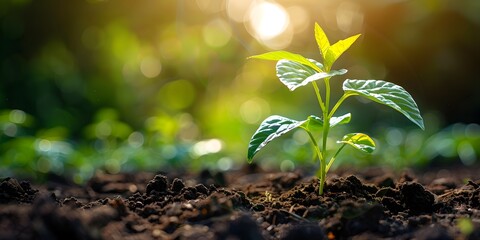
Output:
417,120,425,131
247,150,255,163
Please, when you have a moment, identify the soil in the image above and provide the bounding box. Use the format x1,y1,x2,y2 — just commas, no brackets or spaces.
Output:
1,164,480,240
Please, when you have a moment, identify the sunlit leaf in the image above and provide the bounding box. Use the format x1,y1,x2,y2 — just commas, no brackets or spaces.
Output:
314,23,330,58
338,133,375,153
330,113,351,127
324,34,361,68
248,51,321,72
300,113,351,132
301,115,323,131
248,115,305,162
248,114,343,162
343,79,425,130
276,59,347,91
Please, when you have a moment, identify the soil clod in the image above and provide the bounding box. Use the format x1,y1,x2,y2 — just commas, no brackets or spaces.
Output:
400,182,435,214
146,174,168,194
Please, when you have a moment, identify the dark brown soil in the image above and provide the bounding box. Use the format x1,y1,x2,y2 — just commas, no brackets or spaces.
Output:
1,164,480,240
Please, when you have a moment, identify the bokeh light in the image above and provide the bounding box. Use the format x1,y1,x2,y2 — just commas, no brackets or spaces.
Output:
239,98,270,124
1,0,480,181
336,1,364,33
226,0,253,23
248,1,289,40
246,1,292,49
140,56,162,78
287,6,310,34
202,18,232,48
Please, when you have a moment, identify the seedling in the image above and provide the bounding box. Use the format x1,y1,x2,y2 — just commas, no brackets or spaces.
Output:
247,23,424,195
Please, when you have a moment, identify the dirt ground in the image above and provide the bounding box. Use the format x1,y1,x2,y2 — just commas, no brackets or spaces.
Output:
1,164,479,240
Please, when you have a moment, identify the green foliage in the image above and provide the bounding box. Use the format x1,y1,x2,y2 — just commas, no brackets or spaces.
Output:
249,51,321,72
276,59,347,91
314,23,361,71
247,115,305,162
343,80,424,130
339,133,375,154
0,108,226,184
247,23,424,194
376,122,480,169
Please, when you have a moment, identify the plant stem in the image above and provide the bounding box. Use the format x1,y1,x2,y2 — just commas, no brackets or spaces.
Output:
307,130,325,194
328,93,352,119
326,144,346,172
312,82,326,113
318,78,332,195
312,80,328,195
306,130,323,162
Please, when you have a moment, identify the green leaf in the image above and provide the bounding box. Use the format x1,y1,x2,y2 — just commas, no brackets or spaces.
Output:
248,114,342,162
343,79,425,130
324,34,361,69
301,115,323,131
248,115,305,162
338,133,375,154
314,23,330,58
276,59,347,91
300,113,351,132
330,113,351,127
249,51,321,72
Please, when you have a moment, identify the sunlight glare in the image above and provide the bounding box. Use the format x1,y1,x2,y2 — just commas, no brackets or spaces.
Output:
248,1,289,41
192,139,223,157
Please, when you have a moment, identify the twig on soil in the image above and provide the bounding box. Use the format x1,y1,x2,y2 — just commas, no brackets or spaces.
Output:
467,180,479,189
279,209,309,222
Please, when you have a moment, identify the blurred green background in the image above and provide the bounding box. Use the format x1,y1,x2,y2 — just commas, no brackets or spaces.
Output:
1,0,480,183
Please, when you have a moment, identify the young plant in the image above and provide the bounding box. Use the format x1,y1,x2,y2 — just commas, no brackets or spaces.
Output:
247,23,424,195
